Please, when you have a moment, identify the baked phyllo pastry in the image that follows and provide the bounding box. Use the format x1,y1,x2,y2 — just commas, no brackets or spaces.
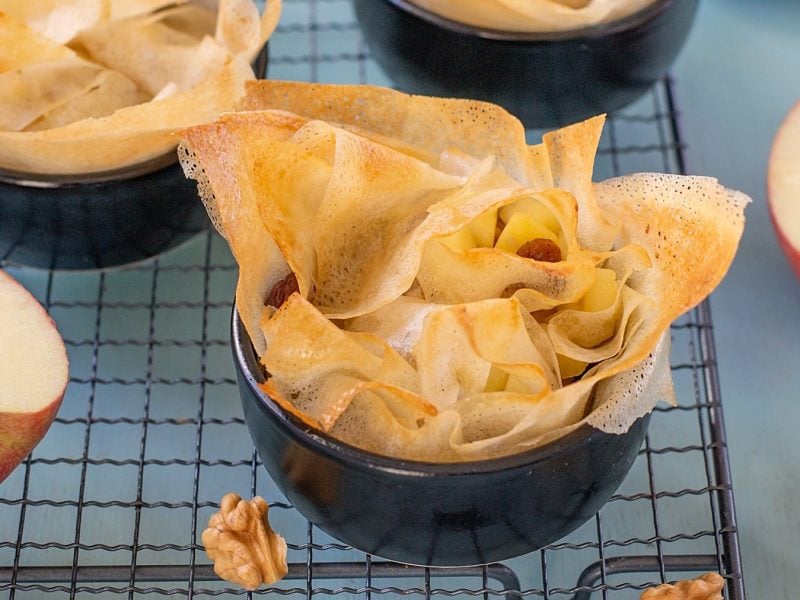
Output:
0,0,281,174
179,81,748,462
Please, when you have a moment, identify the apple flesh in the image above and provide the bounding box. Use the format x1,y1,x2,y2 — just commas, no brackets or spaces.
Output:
768,100,800,279
0,270,69,483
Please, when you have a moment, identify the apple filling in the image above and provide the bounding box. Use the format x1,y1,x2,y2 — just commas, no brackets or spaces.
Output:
553,267,618,379
438,196,567,262
426,192,626,383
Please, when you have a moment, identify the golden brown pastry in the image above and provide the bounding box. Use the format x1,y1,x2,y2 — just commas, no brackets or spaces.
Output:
0,0,282,173
179,81,749,462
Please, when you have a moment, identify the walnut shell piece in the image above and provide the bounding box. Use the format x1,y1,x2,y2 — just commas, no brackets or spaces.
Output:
640,573,725,600
202,493,288,590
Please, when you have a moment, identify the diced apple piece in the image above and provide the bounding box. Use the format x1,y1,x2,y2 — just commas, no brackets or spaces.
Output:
499,197,560,234
504,373,538,394
495,212,559,254
579,268,617,312
0,270,69,483
557,354,587,379
468,209,497,248
439,225,477,251
483,365,509,392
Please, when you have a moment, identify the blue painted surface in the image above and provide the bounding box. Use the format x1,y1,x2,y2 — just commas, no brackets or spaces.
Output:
673,1,800,598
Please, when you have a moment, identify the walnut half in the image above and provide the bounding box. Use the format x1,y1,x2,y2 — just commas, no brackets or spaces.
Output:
640,573,725,600
202,493,289,590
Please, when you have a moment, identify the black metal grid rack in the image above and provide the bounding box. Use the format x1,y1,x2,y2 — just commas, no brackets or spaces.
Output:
0,1,746,598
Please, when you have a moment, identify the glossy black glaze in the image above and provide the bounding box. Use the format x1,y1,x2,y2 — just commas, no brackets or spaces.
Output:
353,0,698,128
232,309,651,566
0,161,207,270
0,48,268,271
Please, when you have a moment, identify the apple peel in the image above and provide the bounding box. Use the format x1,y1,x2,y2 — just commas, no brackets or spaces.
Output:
0,270,69,482
768,100,800,279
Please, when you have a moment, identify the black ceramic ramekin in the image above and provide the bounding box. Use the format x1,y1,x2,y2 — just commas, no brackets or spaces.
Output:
0,158,207,270
0,49,268,271
232,308,651,566
353,0,698,128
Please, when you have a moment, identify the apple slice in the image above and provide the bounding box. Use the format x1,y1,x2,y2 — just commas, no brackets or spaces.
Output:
0,270,69,482
768,100,800,279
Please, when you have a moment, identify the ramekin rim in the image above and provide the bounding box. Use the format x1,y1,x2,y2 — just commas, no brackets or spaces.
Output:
0,152,180,187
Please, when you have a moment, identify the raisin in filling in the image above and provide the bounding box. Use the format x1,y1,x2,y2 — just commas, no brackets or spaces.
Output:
265,272,299,308
516,238,562,262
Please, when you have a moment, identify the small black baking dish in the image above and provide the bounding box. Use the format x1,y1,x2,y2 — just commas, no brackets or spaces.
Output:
354,0,698,128
0,157,207,271
232,308,651,567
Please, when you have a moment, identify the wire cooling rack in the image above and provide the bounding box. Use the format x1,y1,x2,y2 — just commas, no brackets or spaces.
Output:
0,1,746,598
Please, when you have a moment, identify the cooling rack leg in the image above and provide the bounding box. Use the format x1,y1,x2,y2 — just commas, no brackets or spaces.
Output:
569,554,725,600
2,561,523,600
663,75,746,600
694,301,747,600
